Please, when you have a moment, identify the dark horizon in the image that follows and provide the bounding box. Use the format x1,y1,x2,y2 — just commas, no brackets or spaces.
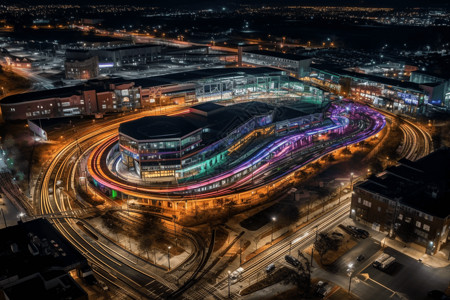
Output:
3,0,450,8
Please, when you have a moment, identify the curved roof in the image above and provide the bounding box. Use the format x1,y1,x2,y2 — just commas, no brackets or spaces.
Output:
119,116,202,140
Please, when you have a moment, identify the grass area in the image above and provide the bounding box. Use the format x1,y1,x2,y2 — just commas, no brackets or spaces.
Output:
240,267,294,296
0,69,31,93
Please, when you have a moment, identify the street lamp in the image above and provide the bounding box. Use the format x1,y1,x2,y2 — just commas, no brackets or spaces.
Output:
350,172,354,192
227,270,231,298
239,239,242,266
347,263,354,294
271,217,277,244
167,246,171,270
311,225,319,267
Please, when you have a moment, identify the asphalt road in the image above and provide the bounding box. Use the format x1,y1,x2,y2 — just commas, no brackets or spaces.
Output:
362,247,450,300
328,236,382,275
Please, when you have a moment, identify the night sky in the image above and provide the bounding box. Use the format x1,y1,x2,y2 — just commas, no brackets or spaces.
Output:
3,0,450,8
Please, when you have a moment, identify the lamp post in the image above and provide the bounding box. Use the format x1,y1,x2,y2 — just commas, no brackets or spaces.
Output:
339,182,344,205
271,217,277,244
350,172,354,192
167,246,171,270
347,263,354,294
227,270,231,298
311,225,319,267
239,239,242,266
173,215,178,247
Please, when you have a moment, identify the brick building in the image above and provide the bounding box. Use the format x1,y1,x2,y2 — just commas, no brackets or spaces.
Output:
351,148,450,255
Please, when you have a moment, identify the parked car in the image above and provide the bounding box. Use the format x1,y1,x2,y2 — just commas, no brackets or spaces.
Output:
356,228,369,238
357,254,365,261
347,225,369,238
266,263,276,274
315,281,332,298
230,267,244,284
285,255,300,267
373,253,391,268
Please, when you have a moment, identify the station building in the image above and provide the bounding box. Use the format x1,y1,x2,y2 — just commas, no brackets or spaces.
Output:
240,49,312,78
64,56,99,80
309,65,429,114
118,101,323,182
1,67,325,120
65,44,162,71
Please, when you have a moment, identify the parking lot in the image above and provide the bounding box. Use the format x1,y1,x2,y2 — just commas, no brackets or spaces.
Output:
330,235,381,274
362,247,450,300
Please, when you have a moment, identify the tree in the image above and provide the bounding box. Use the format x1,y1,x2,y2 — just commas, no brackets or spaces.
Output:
342,147,352,155
283,251,312,297
327,153,336,162
253,235,261,250
136,216,163,252
314,232,342,263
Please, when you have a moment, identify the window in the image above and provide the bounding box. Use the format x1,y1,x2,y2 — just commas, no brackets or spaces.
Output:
416,221,421,228
10,108,15,112
363,200,372,208
423,224,430,232
378,207,381,212
405,217,411,223
358,197,361,203
398,214,403,220
424,214,433,222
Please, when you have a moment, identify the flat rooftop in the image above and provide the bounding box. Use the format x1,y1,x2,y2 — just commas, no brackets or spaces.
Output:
312,64,424,92
356,148,450,218
119,115,202,140
244,50,312,61
1,67,287,105
0,218,87,280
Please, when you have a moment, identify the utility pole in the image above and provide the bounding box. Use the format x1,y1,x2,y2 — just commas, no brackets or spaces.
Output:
228,270,231,298
310,225,318,267
271,217,277,244
167,246,171,270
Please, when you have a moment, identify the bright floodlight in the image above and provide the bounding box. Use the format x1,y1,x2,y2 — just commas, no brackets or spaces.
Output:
272,217,276,222
348,263,353,268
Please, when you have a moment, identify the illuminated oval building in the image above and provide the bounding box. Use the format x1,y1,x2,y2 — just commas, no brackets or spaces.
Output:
90,99,385,218
118,101,323,183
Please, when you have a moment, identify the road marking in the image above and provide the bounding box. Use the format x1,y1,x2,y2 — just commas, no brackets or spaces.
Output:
366,277,396,296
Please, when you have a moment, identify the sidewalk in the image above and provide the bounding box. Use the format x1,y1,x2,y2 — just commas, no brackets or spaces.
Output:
240,282,296,300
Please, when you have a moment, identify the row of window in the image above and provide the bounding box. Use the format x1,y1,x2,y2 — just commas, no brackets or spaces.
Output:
357,197,434,223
